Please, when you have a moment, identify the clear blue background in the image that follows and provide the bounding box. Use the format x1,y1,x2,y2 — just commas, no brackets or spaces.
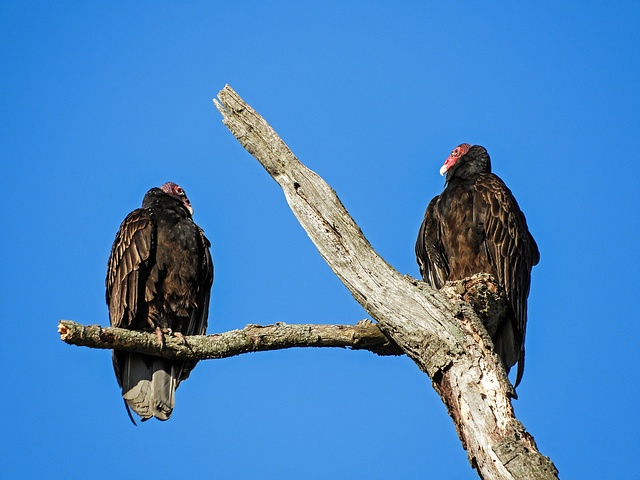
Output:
2,2,638,478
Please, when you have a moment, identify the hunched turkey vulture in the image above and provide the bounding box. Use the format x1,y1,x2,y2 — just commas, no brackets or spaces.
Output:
415,144,539,387
106,182,213,422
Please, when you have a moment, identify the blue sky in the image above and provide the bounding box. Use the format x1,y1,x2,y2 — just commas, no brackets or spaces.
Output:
2,1,638,478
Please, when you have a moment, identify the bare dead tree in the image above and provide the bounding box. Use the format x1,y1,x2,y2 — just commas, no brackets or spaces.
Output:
59,85,558,480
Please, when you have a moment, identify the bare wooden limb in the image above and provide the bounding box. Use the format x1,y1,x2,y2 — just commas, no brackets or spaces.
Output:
58,319,403,359
213,85,558,480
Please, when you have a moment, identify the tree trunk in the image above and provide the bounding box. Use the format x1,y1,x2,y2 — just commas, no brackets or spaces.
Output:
211,85,559,480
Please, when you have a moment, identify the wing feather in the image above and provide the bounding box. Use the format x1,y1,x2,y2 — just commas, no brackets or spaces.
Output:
106,208,155,329
187,226,213,336
474,173,539,386
197,226,214,334
174,226,213,383
415,196,449,288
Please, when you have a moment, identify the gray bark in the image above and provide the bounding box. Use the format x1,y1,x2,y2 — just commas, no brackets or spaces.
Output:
212,85,559,480
58,319,403,358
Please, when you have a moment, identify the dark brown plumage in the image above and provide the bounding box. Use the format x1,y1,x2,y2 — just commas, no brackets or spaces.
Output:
106,182,213,422
415,144,539,387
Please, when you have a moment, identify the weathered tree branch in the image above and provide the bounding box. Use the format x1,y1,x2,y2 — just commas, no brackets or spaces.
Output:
212,85,559,480
58,319,404,359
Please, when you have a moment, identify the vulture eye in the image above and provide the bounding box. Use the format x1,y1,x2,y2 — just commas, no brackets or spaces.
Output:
176,187,184,195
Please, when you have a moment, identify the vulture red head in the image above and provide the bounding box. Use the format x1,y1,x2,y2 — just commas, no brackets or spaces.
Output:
160,182,193,215
440,143,471,176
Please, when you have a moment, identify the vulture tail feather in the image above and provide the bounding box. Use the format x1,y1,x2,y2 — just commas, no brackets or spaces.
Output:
119,352,178,422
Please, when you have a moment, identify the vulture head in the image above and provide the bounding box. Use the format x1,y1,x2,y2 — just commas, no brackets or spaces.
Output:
160,182,194,215
440,144,491,183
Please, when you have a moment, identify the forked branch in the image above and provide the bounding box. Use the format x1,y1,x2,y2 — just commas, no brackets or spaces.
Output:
212,85,558,480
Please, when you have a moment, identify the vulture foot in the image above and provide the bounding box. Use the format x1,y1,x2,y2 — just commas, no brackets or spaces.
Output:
173,331,187,345
154,326,166,349
153,326,188,348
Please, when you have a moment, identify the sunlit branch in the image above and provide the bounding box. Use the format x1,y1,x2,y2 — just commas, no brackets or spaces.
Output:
58,320,403,359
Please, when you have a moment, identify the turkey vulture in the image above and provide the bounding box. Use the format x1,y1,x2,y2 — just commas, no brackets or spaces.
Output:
106,182,213,422
415,144,539,387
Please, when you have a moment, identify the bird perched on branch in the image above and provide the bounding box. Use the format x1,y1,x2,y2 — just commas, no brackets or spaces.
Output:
415,144,538,387
106,182,213,422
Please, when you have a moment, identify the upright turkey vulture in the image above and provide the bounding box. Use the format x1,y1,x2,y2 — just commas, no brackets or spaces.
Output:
415,144,539,387
106,182,213,422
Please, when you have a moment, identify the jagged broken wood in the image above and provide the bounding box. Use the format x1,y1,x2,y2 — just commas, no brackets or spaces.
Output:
58,319,404,359
212,85,559,480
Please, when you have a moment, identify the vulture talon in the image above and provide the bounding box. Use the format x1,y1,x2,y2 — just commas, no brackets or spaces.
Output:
173,331,187,345
155,326,166,349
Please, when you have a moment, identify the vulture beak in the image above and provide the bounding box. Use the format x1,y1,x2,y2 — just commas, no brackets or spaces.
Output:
440,156,456,176
182,199,194,216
